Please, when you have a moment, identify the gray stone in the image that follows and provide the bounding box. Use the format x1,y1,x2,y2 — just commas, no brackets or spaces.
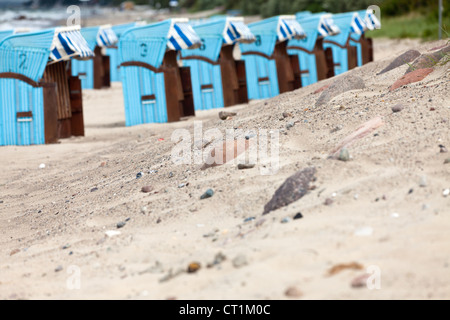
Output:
200,189,214,200
391,104,405,113
377,49,421,75
338,148,350,161
316,75,365,106
263,167,316,215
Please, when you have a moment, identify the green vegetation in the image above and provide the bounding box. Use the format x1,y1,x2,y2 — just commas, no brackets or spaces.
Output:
366,13,450,40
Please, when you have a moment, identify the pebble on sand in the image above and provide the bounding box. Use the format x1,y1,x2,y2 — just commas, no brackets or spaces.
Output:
293,212,303,220
351,273,370,288
141,185,153,193
338,148,350,161
237,163,255,170
263,167,316,215
200,189,214,200
219,111,237,120
328,262,364,276
391,104,405,113
444,158,450,164
187,262,201,273
117,221,126,229
284,286,303,298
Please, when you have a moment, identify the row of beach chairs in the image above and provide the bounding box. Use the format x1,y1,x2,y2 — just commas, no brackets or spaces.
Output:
0,9,380,146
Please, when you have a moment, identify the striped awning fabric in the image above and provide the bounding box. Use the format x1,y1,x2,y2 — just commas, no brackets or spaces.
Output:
167,18,202,51
349,12,367,35
364,10,381,30
277,16,306,42
223,17,255,44
50,26,94,62
318,14,340,37
97,25,119,48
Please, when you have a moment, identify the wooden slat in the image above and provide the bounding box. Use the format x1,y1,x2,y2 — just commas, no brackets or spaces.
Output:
42,61,72,120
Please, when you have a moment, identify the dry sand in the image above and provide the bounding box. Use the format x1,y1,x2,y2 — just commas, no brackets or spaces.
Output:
0,38,449,300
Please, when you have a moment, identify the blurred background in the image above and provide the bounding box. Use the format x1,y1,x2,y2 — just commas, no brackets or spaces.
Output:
0,0,448,39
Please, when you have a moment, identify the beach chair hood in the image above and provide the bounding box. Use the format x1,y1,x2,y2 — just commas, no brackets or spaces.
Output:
223,17,256,44
81,25,119,51
0,26,94,82
359,9,381,30
119,19,202,69
289,13,340,52
277,15,306,41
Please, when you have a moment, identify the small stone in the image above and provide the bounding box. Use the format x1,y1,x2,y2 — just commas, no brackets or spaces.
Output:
439,145,448,153
419,176,427,187
219,111,237,120
232,255,248,268
200,189,214,200
178,183,186,188
156,218,162,224
117,221,126,229
351,274,370,288
0,200,3,204
168,172,174,178
90,187,98,192
141,206,148,214
391,104,405,113
408,188,414,194
187,262,201,273
207,252,227,268
10,249,20,256
338,148,350,161
281,217,291,223
237,163,255,170
62,244,70,250
244,217,255,223
444,158,450,164
282,112,292,118
391,213,400,218
284,286,303,298
443,189,450,197
263,167,316,215
136,172,144,179
324,198,334,206
293,212,303,220
39,163,46,169
55,265,63,272
286,122,295,130
141,185,153,193
105,230,121,237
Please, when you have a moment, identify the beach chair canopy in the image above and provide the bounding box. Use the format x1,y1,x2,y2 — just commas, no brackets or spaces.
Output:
81,25,119,50
289,13,340,52
359,9,381,30
0,26,94,82
248,15,306,43
120,18,201,69
180,17,255,62
322,12,366,46
222,17,256,44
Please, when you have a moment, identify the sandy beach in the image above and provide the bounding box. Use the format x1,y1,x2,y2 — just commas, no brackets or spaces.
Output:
0,37,449,300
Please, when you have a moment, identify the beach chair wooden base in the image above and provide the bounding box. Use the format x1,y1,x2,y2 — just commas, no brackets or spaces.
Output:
273,42,302,94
